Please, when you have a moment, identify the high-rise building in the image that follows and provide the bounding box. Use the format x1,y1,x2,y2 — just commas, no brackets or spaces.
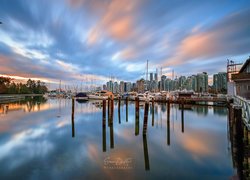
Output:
136,79,145,93
213,72,227,93
119,81,124,94
197,72,208,93
178,76,186,90
126,82,132,92
191,75,197,91
160,75,167,91
103,84,107,90
150,73,154,82
154,73,158,82
107,80,113,92
113,82,119,94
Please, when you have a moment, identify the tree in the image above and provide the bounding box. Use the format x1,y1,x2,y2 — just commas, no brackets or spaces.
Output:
0,76,12,94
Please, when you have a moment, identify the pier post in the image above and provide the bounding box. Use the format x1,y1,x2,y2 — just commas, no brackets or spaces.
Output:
143,134,150,171
152,98,154,126
143,101,149,135
108,97,110,126
71,98,75,137
181,101,184,133
126,97,128,122
102,100,106,152
111,98,114,120
135,97,140,136
103,99,106,121
118,96,121,124
167,100,170,145
234,106,244,179
110,115,114,149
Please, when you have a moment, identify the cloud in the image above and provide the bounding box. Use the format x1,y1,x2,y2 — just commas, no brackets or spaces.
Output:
0,0,250,85
163,8,250,71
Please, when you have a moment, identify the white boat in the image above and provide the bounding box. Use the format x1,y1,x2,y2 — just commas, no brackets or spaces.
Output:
88,93,108,100
88,91,114,100
138,94,147,101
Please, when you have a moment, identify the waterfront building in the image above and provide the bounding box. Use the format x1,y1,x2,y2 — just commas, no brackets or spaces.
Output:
136,79,145,93
232,57,250,99
154,73,158,82
213,72,227,93
113,82,119,94
103,84,107,91
107,80,113,92
124,82,132,92
197,72,208,93
160,75,167,91
191,75,197,91
150,73,154,82
119,81,125,94
178,76,186,90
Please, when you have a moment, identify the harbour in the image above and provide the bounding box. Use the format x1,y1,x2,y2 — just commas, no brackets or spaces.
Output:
0,97,248,179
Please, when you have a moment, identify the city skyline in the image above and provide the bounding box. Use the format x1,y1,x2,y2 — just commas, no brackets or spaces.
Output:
0,0,250,87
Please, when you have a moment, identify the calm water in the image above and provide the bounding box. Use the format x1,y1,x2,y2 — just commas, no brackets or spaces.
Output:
0,97,240,179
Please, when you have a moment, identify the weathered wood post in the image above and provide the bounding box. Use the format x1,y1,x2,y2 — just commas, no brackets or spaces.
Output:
126,97,128,122
71,98,75,137
143,101,149,135
135,97,140,136
111,96,114,115
167,100,170,145
108,97,110,126
110,115,114,149
234,106,244,179
143,134,150,171
152,98,154,126
118,96,121,124
102,99,106,152
181,100,184,133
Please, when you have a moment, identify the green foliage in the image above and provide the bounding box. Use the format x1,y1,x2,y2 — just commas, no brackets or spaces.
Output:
0,76,48,94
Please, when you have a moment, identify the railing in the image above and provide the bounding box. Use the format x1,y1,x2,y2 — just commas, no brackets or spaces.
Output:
234,95,250,126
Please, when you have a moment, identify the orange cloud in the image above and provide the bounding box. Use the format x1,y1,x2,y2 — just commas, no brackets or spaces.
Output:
163,32,217,67
178,131,218,157
86,0,139,44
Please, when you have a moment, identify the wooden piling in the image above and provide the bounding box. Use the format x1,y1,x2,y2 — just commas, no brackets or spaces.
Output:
143,134,150,171
152,98,154,126
103,99,106,122
102,100,106,152
118,97,121,124
71,98,75,137
111,98,114,119
126,97,128,122
143,101,149,135
167,100,170,145
108,97,110,126
234,106,244,179
110,117,114,149
181,101,184,133
135,97,139,136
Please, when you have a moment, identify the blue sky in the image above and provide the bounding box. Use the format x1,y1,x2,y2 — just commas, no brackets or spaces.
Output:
0,0,250,88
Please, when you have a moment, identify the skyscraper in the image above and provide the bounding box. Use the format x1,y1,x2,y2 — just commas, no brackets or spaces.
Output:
197,72,208,93
213,72,227,93
119,81,124,94
150,73,153,81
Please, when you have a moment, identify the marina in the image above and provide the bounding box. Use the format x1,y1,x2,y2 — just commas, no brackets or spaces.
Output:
0,95,249,179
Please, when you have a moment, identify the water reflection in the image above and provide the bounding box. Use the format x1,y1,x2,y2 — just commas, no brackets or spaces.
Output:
0,96,47,115
0,99,240,179
71,99,75,138
143,134,150,171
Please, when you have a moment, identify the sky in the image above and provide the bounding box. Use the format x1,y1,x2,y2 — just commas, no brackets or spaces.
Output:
0,0,250,89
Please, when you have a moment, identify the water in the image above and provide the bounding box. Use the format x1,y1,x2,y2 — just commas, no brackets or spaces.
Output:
0,97,240,179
